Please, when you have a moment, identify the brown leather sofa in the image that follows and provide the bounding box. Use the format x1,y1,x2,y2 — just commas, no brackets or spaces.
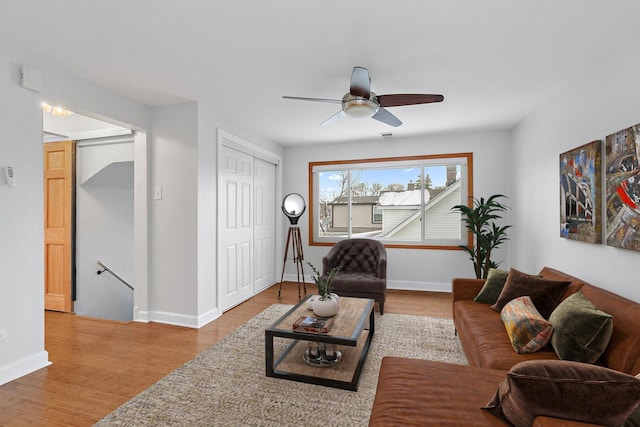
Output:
322,238,387,314
369,267,640,426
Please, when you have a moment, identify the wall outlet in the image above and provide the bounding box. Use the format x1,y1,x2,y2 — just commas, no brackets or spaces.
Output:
0,329,7,341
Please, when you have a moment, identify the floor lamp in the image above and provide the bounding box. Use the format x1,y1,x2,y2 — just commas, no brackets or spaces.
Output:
278,193,307,298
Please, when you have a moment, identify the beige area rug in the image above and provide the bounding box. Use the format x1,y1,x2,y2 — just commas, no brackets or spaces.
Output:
95,304,468,426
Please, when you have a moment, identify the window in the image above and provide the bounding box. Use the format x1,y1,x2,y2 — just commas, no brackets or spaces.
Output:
309,153,473,249
372,205,382,223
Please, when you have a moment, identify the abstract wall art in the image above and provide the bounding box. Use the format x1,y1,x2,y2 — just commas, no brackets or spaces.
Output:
605,124,640,251
560,140,602,243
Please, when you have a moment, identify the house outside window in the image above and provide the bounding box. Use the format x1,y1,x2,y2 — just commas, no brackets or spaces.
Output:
309,153,472,249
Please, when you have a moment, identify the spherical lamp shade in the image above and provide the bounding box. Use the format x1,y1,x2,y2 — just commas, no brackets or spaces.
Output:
282,193,306,225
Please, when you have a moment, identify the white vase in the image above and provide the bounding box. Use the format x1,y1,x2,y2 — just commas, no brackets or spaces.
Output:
306,296,316,310
329,293,340,305
313,296,339,317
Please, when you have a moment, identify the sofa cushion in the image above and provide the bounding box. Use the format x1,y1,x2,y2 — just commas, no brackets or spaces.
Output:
501,296,553,354
483,360,640,427
331,273,386,293
548,291,613,364
369,357,507,426
474,268,509,304
492,268,570,318
454,300,559,371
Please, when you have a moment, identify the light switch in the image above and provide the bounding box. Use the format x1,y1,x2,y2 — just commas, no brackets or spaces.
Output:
154,185,163,200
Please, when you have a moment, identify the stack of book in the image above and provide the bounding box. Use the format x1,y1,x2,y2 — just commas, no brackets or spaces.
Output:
292,315,334,333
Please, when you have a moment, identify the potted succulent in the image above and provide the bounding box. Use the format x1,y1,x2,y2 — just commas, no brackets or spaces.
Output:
451,194,511,279
306,262,341,317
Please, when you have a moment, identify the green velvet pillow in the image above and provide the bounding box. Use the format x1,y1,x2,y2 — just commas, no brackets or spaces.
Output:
624,404,640,427
626,375,640,427
491,268,570,319
548,291,613,363
483,360,640,427
500,296,553,354
474,268,509,304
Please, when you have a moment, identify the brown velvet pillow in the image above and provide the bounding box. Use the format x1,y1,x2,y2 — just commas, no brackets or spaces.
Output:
483,360,640,427
491,268,570,318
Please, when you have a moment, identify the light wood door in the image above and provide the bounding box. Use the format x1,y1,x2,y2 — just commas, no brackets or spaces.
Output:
44,140,75,312
253,158,276,293
220,146,254,311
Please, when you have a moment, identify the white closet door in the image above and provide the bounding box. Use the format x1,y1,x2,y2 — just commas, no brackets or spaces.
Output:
220,146,254,311
253,158,276,292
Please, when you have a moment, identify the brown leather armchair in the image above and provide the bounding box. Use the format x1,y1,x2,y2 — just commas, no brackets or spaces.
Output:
322,238,387,314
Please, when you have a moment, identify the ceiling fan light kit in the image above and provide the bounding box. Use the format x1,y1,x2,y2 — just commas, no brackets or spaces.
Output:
283,66,443,127
342,93,379,118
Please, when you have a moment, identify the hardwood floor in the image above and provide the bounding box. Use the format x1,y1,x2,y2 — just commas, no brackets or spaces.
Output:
0,283,452,426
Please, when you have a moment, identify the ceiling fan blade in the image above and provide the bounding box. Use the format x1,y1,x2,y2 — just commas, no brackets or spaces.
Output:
377,94,444,107
321,110,347,126
349,66,371,98
371,107,402,127
282,96,342,104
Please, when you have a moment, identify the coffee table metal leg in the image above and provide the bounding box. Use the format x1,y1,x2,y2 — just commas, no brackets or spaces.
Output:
265,332,274,376
370,305,375,335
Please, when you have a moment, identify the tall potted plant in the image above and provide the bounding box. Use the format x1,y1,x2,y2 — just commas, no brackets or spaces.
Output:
451,194,511,279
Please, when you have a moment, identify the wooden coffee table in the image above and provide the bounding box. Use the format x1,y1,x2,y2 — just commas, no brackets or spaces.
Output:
265,295,375,391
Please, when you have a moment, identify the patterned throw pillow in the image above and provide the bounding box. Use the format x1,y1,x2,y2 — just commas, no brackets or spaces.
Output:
500,296,553,354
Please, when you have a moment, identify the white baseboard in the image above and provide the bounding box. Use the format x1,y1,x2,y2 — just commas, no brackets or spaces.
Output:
133,306,149,323
0,350,51,386
145,310,200,328
136,276,451,330
283,274,451,294
387,280,451,293
137,308,221,329
196,307,220,328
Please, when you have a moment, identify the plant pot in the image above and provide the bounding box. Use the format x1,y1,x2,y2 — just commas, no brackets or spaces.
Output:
306,296,316,310
330,293,340,305
313,296,339,317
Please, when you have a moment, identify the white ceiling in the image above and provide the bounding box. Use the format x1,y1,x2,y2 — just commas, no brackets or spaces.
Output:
2,1,640,146
43,111,130,142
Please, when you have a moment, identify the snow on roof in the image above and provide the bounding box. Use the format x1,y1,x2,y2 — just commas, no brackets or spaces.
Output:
328,196,379,205
378,189,430,206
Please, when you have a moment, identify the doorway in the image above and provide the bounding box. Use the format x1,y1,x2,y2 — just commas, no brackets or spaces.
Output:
42,107,147,321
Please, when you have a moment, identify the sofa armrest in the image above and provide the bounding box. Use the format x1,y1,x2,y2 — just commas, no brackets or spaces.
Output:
452,277,485,320
377,249,387,279
452,277,485,302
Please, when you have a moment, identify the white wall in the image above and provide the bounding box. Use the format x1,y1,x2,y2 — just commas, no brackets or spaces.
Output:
0,40,151,385
283,130,511,292
148,103,199,325
0,40,284,385
147,103,284,326
511,29,640,303
196,103,218,326
0,45,50,385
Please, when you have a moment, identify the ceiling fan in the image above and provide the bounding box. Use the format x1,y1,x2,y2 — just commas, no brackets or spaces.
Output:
283,66,444,127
